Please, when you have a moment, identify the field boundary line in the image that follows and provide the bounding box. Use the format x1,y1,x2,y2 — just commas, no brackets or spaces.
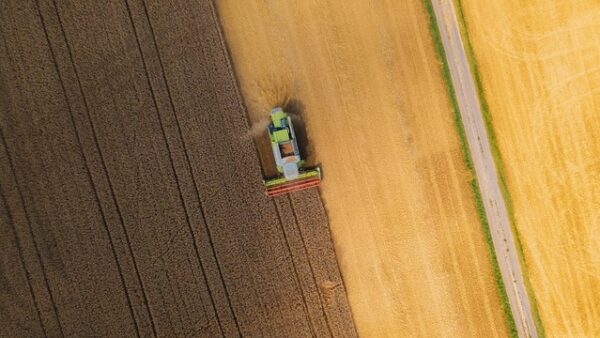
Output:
451,1,546,336
422,1,516,335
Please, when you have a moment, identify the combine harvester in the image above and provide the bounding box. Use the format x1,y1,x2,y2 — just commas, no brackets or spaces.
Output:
264,107,321,197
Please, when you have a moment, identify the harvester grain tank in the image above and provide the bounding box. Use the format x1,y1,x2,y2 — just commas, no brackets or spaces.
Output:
264,107,321,197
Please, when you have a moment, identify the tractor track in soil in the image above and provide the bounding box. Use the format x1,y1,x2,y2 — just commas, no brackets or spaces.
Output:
0,0,356,336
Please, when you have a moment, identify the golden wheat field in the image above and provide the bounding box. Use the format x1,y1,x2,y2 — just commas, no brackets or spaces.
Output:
460,0,600,336
216,1,509,336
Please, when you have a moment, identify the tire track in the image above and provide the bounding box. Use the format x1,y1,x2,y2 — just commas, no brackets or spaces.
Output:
0,0,356,336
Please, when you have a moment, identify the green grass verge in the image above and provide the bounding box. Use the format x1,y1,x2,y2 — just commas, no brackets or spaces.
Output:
422,1,517,337
452,1,546,336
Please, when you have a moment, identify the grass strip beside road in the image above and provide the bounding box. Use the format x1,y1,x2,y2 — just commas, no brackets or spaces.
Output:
423,1,518,336
451,1,547,336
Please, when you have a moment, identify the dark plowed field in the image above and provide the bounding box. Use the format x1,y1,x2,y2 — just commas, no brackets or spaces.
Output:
0,0,356,336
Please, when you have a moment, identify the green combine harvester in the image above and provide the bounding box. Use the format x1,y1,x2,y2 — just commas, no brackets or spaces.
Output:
264,107,321,197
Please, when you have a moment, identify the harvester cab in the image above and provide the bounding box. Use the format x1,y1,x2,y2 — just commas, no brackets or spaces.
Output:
264,107,321,197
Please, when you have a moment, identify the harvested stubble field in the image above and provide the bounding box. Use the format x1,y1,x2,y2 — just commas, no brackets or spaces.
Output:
217,0,510,336
459,0,600,336
0,0,355,337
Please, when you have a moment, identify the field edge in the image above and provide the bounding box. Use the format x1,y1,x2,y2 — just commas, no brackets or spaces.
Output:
422,1,517,336
451,1,547,336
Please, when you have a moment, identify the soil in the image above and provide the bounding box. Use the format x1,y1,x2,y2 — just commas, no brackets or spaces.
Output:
0,0,356,337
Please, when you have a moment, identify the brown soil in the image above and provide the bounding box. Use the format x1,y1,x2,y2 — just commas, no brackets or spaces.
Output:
0,0,355,337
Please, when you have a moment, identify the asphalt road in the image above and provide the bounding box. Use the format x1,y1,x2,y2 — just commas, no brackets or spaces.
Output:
431,1,538,337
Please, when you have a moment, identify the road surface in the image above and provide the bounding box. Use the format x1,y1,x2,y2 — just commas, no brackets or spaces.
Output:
431,1,538,337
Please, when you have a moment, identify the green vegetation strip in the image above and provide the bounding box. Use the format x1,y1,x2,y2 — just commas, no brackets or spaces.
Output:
452,1,546,336
422,1,517,336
